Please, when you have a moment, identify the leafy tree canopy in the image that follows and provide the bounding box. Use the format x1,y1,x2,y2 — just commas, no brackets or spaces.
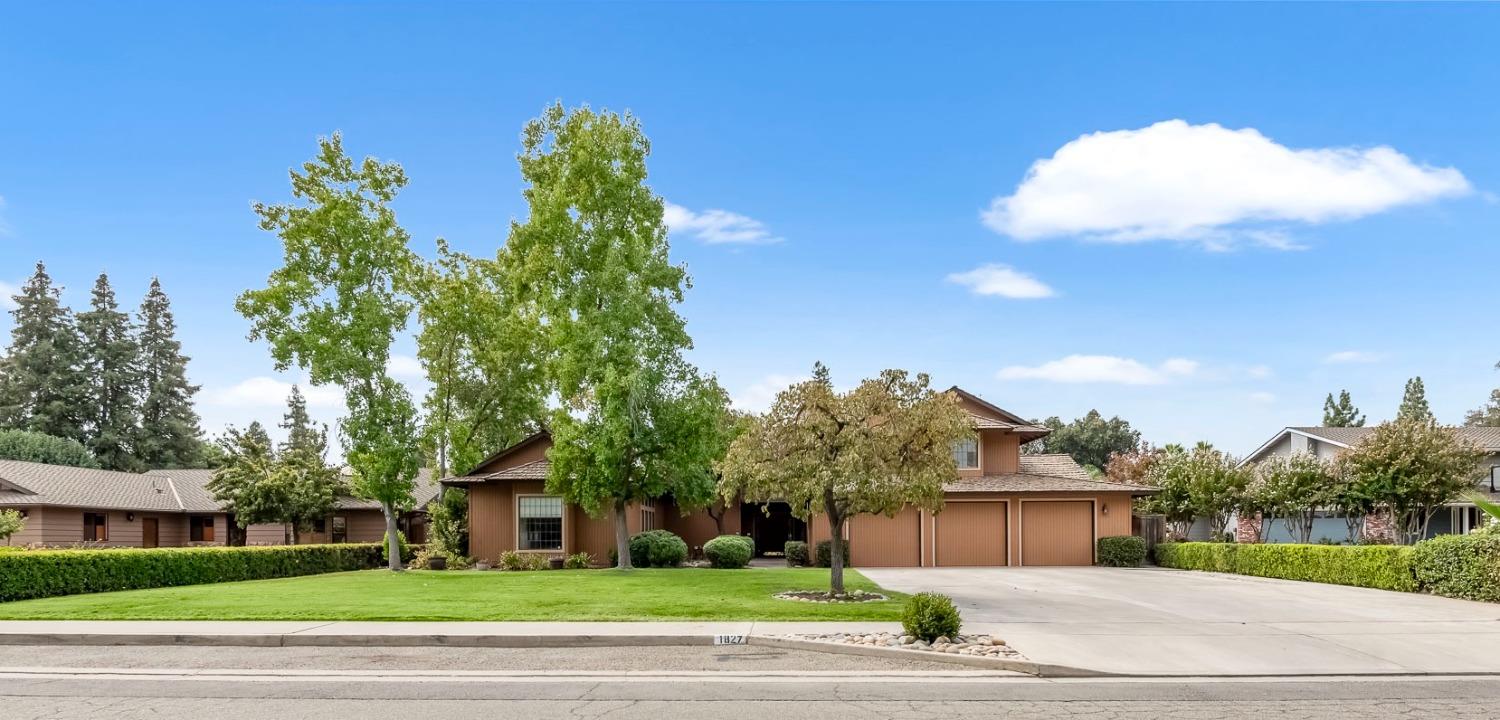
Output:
0,262,89,442
0,428,99,468
0,509,23,541
721,365,972,594
1338,417,1486,544
1025,410,1141,475
78,273,143,471
1397,376,1434,424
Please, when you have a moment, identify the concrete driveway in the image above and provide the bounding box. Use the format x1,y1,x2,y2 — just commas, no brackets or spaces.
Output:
861,566,1500,676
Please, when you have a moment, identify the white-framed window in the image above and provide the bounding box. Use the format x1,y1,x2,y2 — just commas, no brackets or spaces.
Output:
518,495,564,551
951,438,979,469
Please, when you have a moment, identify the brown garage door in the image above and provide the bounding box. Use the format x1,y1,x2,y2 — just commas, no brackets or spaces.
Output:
935,501,1007,566
1021,501,1094,566
848,508,921,567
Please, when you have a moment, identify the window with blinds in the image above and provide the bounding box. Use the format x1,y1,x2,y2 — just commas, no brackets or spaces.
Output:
952,438,979,469
519,496,564,550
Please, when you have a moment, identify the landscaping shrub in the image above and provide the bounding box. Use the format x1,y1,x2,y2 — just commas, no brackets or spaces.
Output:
814,539,850,568
784,540,809,567
564,552,592,570
381,530,413,564
1154,542,1417,592
0,543,382,602
703,535,755,569
1412,529,1500,602
1096,536,1148,567
902,592,961,642
628,530,688,568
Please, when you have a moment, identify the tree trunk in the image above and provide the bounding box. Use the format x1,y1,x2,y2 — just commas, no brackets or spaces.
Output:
382,502,403,571
824,490,844,595
284,523,293,546
614,499,632,569
292,525,301,545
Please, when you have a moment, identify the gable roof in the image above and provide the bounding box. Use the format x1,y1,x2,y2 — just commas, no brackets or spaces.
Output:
1243,425,1500,465
463,430,551,476
948,386,1052,441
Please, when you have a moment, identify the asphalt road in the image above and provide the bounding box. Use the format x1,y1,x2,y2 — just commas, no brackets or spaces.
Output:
5,646,1500,719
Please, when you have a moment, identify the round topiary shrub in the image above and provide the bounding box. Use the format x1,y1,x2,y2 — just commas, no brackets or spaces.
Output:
628,529,688,568
902,591,961,642
784,540,809,567
704,534,755,569
1096,536,1148,567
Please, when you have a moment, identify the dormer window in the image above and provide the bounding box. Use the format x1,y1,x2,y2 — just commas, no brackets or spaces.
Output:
952,438,979,469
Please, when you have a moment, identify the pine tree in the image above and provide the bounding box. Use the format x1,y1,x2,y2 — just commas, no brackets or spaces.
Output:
1321,390,1366,427
77,273,143,471
279,385,328,458
1397,376,1434,424
136,278,205,468
0,262,89,442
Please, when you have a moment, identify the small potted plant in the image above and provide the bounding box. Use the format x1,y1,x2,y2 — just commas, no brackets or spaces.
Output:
429,554,448,571
548,556,565,570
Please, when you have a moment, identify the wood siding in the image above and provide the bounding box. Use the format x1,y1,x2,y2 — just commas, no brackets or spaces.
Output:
981,430,1020,474
1021,500,1095,566
848,508,921,567
1,507,226,548
934,500,1007,566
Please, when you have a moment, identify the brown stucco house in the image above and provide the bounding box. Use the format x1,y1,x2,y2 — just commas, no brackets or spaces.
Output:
0,460,438,548
445,387,1154,567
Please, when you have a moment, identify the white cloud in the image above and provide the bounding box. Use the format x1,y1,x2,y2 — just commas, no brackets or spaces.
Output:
982,120,1470,246
997,354,1198,385
945,264,1056,299
1249,391,1277,405
0,281,17,311
387,354,424,379
731,373,809,413
1323,350,1383,364
663,202,783,245
1246,365,1274,380
202,376,346,410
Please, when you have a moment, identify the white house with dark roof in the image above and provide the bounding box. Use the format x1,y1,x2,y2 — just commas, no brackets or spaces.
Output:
1240,426,1500,540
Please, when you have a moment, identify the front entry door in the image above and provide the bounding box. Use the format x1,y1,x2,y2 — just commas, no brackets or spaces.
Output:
142,517,159,548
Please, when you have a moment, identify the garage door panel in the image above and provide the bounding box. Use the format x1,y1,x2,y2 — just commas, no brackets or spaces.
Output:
935,501,1007,566
849,508,921,567
1022,501,1094,566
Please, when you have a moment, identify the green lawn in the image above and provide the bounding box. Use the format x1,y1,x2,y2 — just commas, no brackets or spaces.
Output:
0,568,905,621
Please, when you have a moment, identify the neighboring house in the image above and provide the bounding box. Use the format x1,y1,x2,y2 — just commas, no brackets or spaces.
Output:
444,387,1155,567
147,468,441,546
1240,426,1500,541
0,460,228,548
0,459,439,548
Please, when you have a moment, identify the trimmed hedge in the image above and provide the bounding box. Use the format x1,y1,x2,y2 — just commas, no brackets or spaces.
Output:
703,535,755,569
1154,542,1417,592
1412,530,1500,603
1096,536,1147,567
628,530,688,568
0,543,383,602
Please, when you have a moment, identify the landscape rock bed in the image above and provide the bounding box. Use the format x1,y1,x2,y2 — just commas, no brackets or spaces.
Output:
774,590,887,603
780,631,1023,659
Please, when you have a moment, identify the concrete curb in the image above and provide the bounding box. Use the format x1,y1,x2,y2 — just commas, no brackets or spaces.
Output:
747,635,1104,678
0,632,717,649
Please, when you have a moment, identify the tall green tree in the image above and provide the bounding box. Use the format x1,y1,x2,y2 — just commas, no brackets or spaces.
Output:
1397,376,1434,423
1024,410,1141,475
1464,389,1500,427
207,421,285,541
721,365,973,594
501,103,716,568
1322,390,1366,427
0,262,89,442
280,385,325,456
237,133,423,570
77,273,143,471
136,278,206,468
414,240,545,477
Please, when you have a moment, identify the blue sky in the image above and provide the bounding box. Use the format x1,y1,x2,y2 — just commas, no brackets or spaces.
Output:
2,2,1498,456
